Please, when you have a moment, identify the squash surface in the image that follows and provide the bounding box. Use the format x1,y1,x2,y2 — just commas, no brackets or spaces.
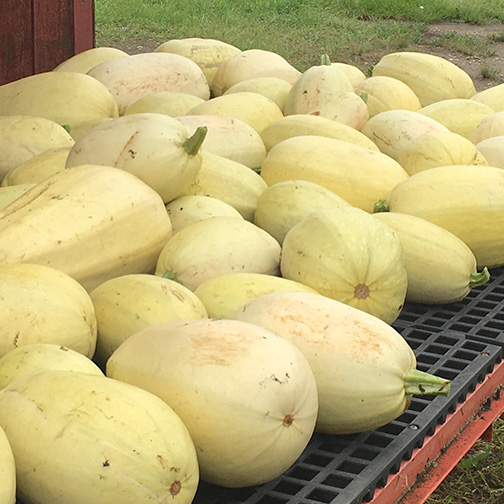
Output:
281,206,408,323
0,371,199,504
0,165,173,292
387,165,504,268
231,291,449,434
0,425,15,504
0,263,97,358
107,318,318,487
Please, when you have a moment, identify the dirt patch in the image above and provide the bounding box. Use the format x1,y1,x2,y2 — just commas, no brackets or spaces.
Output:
418,22,504,91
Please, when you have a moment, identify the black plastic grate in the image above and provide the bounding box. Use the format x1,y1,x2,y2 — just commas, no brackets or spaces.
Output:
193,327,502,504
393,266,504,348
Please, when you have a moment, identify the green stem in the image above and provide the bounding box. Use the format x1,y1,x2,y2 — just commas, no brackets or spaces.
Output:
404,368,451,396
320,54,331,66
183,126,207,156
469,267,490,289
373,199,390,213
162,270,178,282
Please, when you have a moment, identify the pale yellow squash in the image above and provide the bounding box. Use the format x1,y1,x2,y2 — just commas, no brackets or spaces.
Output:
231,291,450,434
65,113,206,203
194,272,319,318
0,343,104,390
155,216,281,291
0,425,15,504
90,274,208,366
260,113,380,152
361,109,449,160
106,319,318,487
224,77,292,113
284,62,354,116
469,111,504,144
0,147,70,186
260,135,408,213
0,371,199,504
373,212,490,303
397,131,488,175
331,62,367,86
471,83,504,112
0,71,119,129
0,263,97,358
354,75,422,117
0,183,36,210
166,194,243,233
0,116,74,180
180,151,268,220
254,179,350,244
123,91,205,117
211,48,301,96
387,165,504,268
53,46,129,73
155,37,241,87
372,51,476,106
186,91,284,134
0,165,173,292
418,98,495,139
177,115,267,168
280,206,408,323
475,135,504,169
87,52,210,115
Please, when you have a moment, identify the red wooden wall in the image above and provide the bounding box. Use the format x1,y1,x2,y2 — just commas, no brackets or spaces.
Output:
0,0,95,85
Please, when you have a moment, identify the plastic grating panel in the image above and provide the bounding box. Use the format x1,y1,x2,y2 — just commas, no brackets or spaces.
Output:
192,329,502,504
393,266,504,348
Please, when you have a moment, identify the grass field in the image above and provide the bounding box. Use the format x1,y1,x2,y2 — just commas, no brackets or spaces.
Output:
95,0,504,71
94,1,504,503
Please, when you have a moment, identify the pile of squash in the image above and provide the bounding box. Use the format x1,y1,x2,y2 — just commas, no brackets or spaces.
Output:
1,37,503,504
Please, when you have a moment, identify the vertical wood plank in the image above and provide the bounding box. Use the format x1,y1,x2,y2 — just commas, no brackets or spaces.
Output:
33,0,75,72
73,0,95,54
0,0,35,85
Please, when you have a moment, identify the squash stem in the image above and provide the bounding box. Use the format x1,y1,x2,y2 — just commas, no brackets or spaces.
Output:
183,126,207,156
373,199,390,213
404,369,450,396
469,267,490,289
320,54,332,66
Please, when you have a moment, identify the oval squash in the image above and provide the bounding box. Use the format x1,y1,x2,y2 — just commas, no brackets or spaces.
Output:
386,165,504,268
90,274,208,365
155,216,281,291
0,165,173,292
280,206,408,323
0,343,103,390
0,425,15,504
0,263,97,358
372,212,490,303
260,135,408,213
0,370,199,504
106,318,318,487
231,291,450,434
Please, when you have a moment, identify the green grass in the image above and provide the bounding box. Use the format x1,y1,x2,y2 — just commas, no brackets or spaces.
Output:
94,0,504,71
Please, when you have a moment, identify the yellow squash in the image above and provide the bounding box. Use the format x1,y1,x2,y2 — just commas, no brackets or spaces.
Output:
0,371,199,504
260,135,408,213
373,212,490,303
0,263,97,359
386,165,504,268
0,425,15,504
280,206,408,323
231,291,450,434
107,319,318,487
0,165,173,292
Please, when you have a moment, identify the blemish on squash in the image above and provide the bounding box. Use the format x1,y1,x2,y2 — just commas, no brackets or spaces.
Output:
102,459,110,467
170,480,182,496
283,414,294,427
354,283,370,299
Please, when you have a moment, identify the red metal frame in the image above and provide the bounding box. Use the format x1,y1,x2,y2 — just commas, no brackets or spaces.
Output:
368,359,504,504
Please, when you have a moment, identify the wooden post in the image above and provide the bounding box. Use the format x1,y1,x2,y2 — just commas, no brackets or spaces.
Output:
0,0,95,85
